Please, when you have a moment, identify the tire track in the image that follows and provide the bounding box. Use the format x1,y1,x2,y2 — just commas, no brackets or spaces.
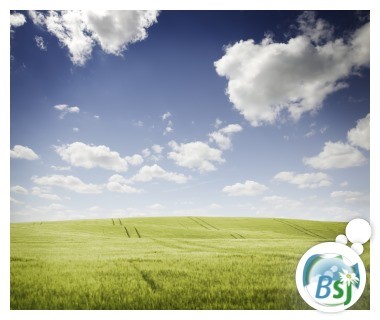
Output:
273,218,325,239
188,217,210,230
196,217,219,230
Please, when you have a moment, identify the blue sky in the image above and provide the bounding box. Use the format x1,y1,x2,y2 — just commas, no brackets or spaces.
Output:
10,10,370,222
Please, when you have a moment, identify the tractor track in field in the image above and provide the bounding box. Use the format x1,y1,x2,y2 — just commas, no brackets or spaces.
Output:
195,217,219,230
128,261,158,292
188,217,211,230
273,219,326,239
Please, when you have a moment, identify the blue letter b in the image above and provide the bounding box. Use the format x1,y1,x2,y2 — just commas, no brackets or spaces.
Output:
315,276,333,299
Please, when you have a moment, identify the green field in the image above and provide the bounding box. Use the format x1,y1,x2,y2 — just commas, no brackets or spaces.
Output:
10,217,370,310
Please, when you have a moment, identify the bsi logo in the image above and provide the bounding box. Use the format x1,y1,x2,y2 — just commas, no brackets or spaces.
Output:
296,219,371,313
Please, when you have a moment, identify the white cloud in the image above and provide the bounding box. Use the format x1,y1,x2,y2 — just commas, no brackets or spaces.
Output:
162,112,171,121
107,175,143,194
31,186,62,201
274,171,332,189
10,197,24,205
222,180,268,196
84,11,159,55
262,195,301,210
11,185,29,195
29,10,159,66
32,174,102,194
340,181,349,187
51,165,71,171
125,154,144,166
331,190,364,203
347,113,370,150
214,118,223,129
73,127,79,132
35,36,47,51
10,12,26,28
303,141,366,169
168,140,225,172
28,10,45,26
142,148,151,158
55,142,128,172
10,145,39,160
132,120,144,127
151,144,163,154
54,104,80,119
130,164,191,184
148,203,165,210
164,126,173,135
94,115,100,119
214,13,369,126
209,124,243,150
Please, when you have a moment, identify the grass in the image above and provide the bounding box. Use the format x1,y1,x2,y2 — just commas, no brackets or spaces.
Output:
10,217,370,310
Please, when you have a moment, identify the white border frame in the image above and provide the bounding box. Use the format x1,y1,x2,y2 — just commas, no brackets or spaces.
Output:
1,1,378,320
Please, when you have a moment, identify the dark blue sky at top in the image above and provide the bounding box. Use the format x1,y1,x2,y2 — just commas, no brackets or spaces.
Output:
10,10,370,222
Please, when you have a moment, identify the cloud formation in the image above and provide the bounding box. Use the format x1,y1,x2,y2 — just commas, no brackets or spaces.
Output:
214,12,369,126
209,123,243,150
10,12,26,28
11,185,29,195
168,140,225,172
303,141,366,170
129,164,191,184
54,104,80,119
32,174,102,194
274,171,332,189
29,10,159,66
304,113,369,170
55,142,130,172
347,113,370,150
330,190,364,203
10,145,39,160
107,175,143,194
222,180,268,196
35,36,47,51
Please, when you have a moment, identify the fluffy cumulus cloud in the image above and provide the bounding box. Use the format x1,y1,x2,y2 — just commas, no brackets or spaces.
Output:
303,141,366,170
222,180,268,196
54,104,80,119
31,186,62,201
11,185,29,195
28,10,159,66
331,190,364,203
209,124,243,150
129,164,191,184
32,174,102,194
10,145,39,160
347,113,370,150
274,171,332,189
107,175,143,194
214,12,369,126
10,12,26,28
125,154,144,166
55,142,129,172
168,140,225,172
151,144,163,154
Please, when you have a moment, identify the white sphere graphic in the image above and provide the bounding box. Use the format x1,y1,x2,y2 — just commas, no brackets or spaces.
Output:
335,234,348,244
346,219,371,244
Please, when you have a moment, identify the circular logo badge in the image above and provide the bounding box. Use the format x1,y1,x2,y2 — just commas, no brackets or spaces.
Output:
296,242,366,312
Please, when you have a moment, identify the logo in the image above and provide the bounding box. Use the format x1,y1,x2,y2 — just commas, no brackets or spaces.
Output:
296,219,371,312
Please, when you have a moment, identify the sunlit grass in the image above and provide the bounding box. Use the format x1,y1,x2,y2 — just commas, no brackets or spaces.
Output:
10,217,369,310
